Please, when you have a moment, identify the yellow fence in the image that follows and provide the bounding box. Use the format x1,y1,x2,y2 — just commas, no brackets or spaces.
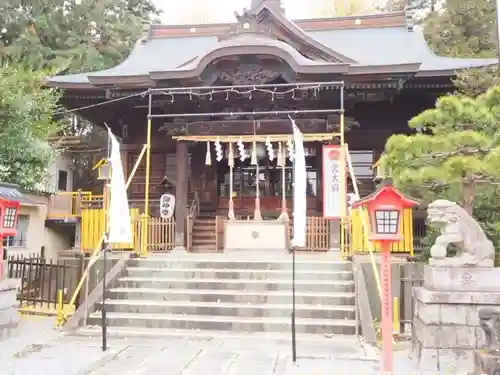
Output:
348,208,414,254
80,207,413,255
80,209,175,253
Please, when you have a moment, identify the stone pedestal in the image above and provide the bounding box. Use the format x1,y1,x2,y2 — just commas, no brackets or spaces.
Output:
474,350,500,374
0,279,20,340
412,266,500,373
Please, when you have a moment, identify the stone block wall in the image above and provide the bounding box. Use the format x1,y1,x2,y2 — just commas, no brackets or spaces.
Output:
0,279,20,340
412,285,500,373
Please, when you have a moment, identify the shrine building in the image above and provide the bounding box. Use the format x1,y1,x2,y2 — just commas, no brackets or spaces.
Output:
46,0,496,255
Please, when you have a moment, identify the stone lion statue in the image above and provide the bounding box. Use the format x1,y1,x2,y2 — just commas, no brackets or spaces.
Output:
426,199,494,267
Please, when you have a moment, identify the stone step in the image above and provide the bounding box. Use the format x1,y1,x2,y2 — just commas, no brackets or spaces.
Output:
87,311,357,334
107,287,355,305
97,299,356,320
74,326,361,344
125,267,353,281
126,258,352,272
117,277,355,293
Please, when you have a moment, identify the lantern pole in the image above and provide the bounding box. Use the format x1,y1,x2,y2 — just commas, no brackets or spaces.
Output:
0,236,4,280
380,240,393,372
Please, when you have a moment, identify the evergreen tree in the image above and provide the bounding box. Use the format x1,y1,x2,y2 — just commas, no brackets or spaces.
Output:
422,0,498,97
383,87,500,253
0,0,160,72
424,0,497,58
0,0,160,189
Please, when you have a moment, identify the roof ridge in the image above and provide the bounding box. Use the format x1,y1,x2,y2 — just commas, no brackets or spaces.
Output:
148,10,410,38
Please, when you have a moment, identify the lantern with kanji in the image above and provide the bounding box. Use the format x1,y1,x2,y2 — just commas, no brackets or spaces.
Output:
351,179,419,243
0,197,20,280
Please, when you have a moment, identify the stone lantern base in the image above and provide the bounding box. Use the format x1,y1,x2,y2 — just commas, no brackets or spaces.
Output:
411,266,500,373
0,279,20,340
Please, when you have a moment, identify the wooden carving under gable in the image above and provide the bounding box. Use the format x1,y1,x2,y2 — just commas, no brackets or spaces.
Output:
218,64,281,85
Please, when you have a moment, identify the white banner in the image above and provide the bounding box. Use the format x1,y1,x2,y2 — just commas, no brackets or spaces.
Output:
291,118,307,248
107,128,133,244
322,145,346,219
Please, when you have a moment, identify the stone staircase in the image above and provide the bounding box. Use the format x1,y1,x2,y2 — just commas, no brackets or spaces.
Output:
80,256,357,339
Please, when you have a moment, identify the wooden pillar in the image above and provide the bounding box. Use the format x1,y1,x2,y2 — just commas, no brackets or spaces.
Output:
120,148,128,181
174,141,188,249
316,142,323,212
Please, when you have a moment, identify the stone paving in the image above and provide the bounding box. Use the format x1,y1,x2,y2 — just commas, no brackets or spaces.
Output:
2,317,464,375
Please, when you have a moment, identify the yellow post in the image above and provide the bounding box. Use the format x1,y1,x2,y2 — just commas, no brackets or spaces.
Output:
393,296,400,335
340,109,345,145
141,118,152,257
339,107,346,258
56,289,64,327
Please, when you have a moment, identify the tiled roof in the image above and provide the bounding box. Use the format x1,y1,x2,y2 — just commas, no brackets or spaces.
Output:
0,183,39,206
47,11,497,86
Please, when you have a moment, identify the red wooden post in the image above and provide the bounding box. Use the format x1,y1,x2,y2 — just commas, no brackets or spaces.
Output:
350,179,420,374
0,236,4,280
380,240,393,372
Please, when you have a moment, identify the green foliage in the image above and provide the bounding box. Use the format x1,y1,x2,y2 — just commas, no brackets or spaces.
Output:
384,87,500,260
422,0,498,98
0,0,160,72
453,66,500,98
0,65,61,189
0,0,160,190
423,0,497,58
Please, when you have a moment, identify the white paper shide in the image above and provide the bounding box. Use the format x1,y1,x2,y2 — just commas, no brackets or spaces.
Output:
107,129,133,244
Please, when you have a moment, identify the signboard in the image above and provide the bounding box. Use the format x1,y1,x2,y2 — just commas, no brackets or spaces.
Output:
322,145,347,219
160,194,175,219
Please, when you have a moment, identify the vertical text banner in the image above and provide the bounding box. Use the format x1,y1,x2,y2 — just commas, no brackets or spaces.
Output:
322,145,347,219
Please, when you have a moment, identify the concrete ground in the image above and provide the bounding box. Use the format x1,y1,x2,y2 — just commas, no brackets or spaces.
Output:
2,317,462,375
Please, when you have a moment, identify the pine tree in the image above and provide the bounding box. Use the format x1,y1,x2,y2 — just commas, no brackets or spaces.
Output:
383,87,500,253
424,0,497,58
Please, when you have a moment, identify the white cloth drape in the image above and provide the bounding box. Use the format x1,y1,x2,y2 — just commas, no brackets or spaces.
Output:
291,118,306,248
107,128,132,244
